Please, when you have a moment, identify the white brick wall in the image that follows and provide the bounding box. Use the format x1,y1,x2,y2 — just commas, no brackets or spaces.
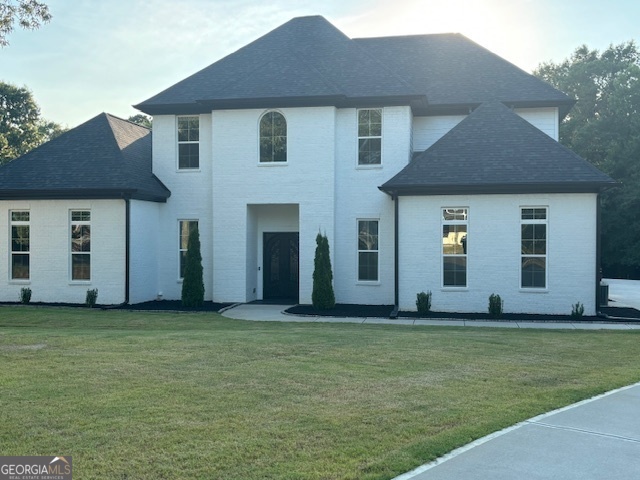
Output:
398,193,598,315
515,107,559,140
333,106,411,305
129,200,161,303
0,199,126,305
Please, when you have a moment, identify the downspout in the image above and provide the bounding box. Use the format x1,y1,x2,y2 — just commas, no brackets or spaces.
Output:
390,192,399,318
125,197,131,305
595,193,602,314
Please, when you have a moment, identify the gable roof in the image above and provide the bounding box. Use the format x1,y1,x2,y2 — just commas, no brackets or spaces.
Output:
0,113,170,202
379,102,616,195
134,16,571,115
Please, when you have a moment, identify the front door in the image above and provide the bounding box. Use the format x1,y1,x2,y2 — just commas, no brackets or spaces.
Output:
263,232,299,300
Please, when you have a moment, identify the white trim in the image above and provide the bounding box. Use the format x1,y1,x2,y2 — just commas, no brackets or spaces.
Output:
356,108,383,167
176,115,200,171
258,110,288,165
441,207,468,288
520,206,548,290
9,210,30,282
357,218,380,283
69,209,91,283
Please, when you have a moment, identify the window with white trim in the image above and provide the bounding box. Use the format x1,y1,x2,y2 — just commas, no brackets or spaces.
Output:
357,109,382,165
259,111,287,163
521,207,547,289
10,211,30,280
179,220,198,279
71,211,91,281
442,208,468,287
358,220,379,281
177,116,199,169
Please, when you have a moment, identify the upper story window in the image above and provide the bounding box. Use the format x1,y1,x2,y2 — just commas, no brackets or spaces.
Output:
10,211,30,280
521,207,547,289
71,210,91,281
358,109,382,165
177,116,199,170
259,111,287,163
442,208,468,288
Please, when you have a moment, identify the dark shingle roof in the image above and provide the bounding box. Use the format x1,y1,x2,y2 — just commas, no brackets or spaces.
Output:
380,102,616,195
135,16,571,114
0,113,170,202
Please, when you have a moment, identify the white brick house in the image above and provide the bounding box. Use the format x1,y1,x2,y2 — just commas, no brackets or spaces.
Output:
0,16,615,314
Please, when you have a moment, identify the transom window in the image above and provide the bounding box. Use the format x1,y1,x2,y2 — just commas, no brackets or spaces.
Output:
177,116,199,169
358,220,379,281
10,210,30,280
179,220,198,279
71,210,91,281
259,111,287,163
358,109,382,165
521,207,547,289
442,208,468,287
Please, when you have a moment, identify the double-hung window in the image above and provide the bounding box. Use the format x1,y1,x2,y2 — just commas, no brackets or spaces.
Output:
358,220,379,281
259,111,287,163
521,207,547,289
179,220,198,279
357,109,382,165
10,211,30,280
71,211,91,281
442,208,468,287
177,116,199,169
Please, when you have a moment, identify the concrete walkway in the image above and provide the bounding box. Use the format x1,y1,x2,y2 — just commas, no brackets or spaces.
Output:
605,278,640,310
395,383,640,480
222,304,640,330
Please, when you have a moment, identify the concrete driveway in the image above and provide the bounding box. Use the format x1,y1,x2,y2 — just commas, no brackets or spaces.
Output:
605,278,640,310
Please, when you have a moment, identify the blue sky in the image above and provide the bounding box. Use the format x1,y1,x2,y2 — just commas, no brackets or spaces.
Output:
1,0,638,127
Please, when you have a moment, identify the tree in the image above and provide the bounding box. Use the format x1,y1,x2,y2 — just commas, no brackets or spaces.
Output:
0,0,51,47
128,113,152,129
534,42,640,278
0,81,66,164
312,232,335,309
181,224,204,307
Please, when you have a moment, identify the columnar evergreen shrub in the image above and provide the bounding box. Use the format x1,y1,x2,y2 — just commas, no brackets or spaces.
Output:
181,225,205,308
312,232,335,310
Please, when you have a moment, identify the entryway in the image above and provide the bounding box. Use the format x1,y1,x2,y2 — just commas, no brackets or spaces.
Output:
263,232,299,301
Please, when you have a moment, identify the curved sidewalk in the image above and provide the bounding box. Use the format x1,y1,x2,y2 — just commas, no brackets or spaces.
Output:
395,382,640,480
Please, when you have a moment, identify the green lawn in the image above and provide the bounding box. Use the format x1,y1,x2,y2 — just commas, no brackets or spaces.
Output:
1,307,639,479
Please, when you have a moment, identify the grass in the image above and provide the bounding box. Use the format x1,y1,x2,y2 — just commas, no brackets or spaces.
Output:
1,307,639,479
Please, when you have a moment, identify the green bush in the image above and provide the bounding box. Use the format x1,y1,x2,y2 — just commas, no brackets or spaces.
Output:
416,291,432,315
86,288,98,308
571,302,585,318
182,224,205,308
488,293,503,318
312,232,335,310
20,287,32,304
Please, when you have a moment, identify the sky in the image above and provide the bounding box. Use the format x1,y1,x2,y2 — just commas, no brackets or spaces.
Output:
1,0,638,128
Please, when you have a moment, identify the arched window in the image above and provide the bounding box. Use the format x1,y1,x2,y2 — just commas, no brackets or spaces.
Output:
259,111,287,163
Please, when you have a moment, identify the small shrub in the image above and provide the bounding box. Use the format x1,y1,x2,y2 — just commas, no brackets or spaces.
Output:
86,288,98,308
571,302,585,318
19,287,32,304
416,291,432,315
488,293,503,318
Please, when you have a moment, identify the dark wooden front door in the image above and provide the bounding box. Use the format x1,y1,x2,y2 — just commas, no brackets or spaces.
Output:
263,232,299,300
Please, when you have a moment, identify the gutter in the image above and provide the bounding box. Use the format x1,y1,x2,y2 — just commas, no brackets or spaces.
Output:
390,192,399,319
124,197,131,305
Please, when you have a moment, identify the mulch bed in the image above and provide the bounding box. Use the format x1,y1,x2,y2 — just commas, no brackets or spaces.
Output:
286,304,640,322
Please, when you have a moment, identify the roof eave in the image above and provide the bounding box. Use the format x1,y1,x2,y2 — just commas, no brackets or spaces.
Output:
0,188,170,203
379,181,619,196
